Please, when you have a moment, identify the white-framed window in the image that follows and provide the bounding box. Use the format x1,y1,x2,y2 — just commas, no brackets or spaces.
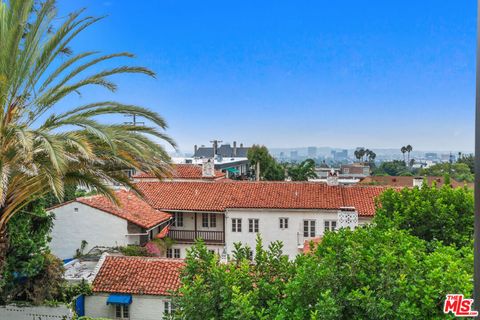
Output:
172,212,183,227
248,219,259,233
279,218,289,229
232,218,242,232
115,304,129,319
164,300,176,317
324,220,337,232
166,248,180,259
303,220,316,237
74,207,79,212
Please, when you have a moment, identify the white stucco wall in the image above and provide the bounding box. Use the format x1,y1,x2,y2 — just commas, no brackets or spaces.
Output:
225,209,373,259
85,293,171,320
49,202,130,260
159,243,225,259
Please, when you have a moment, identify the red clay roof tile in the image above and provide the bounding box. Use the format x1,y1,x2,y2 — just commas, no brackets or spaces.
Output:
92,256,184,296
136,181,389,216
74,189,171,229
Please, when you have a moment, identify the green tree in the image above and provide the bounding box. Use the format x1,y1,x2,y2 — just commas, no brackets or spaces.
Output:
374,184,473,248
287,159,318,181
401,146,407,163
281,227,472,320
247,145,285,181
0,0,175,272
373,160,411,176
176,238,294,320
420,163,474,183
457,153,474,174
176,230,472,319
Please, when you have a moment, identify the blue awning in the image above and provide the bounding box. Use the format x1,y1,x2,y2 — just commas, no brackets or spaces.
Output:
106,294,132,305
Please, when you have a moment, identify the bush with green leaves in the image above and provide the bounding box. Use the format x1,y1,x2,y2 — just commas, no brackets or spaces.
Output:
175,228,472,319
374,184,473,248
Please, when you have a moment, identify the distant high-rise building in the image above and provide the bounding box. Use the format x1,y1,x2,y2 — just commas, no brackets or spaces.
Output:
425,152,437,160
307,146,317,158
290,151,298,160
332,149,348,161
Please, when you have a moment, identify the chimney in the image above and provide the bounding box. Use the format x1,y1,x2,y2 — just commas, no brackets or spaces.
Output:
240,143,243,148
413,177,424,188
326,169,339,186
233,141,237,157
337,207,358,230
194,144,198,155
202,159,215,177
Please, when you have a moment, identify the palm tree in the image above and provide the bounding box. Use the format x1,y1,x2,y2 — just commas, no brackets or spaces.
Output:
287,159,318,181
401,146,407,163
0,1,175,270
406,145,413,164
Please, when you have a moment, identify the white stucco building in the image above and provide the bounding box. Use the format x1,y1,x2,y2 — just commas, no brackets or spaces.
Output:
85,255,183,320
137,181,387,259
48,190,171,260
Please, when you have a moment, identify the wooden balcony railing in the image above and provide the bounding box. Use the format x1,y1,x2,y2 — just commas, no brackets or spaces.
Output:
168,229,225,244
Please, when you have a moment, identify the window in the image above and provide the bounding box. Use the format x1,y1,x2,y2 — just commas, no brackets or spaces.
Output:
279,218,288,229
303,220,316,237
202,213,209,228
210,213,217,228
209,249,216,255
115,305,129,319
232,218,242,232
202,213,217,228
324,220,337,232
74,207,78,212
167,248,180,259
164,300,176,316
172,212,183,227
248,219,259,233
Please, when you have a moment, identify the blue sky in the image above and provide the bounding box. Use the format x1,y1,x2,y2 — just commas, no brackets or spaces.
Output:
57,1,476,153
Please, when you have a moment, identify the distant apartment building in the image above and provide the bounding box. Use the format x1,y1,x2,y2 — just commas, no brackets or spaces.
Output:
331,149,348,161
290,151,298,161
425,152,438,160
307,146,317,158
190,140,250,178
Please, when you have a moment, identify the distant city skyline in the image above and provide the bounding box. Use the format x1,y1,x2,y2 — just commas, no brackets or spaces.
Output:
58,1,475,152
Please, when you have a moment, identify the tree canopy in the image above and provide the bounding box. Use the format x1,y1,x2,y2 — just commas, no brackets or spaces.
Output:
247,145,285,181
0,0,175,275
286,159,317,181
374,184,473,248
420,163,474,183
175,229,472,319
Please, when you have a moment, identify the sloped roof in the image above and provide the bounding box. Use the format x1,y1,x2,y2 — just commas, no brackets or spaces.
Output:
50,190,171,229
92,256,184,296
133,164,225,180
359,175,473,188
136,181,389,216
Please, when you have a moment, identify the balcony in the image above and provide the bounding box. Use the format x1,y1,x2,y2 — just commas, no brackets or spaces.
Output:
168,229,225,244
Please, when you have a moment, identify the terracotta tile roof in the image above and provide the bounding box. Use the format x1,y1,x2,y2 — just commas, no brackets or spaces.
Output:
73,190,171,229
136,181,390,216
92,256,184,296
359,176,473,188
133,164,225,180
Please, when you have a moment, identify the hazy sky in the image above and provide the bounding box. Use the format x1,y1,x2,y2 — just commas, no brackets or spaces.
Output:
57,1,476,153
